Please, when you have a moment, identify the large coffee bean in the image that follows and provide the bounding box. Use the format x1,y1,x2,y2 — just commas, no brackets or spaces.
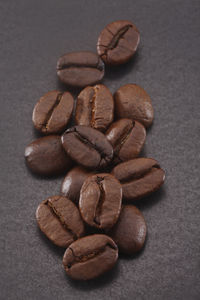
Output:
114,84,154,127
97,20,140,65
108,205,147,255
57,51,105,88
61,126,113,170
61,166,94,204
79,173,122,229
25,136,72,176
63,234,118,280
36,196,85,248
32,90,74,134
112,158,165,200
75,84,114,132
106,119,146,163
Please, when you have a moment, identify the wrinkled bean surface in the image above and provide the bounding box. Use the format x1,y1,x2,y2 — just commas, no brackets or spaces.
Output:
61,126,113,170
32,90,74,134
79,173,122,229
75,84,114,132
36,196,85,247
63,234,118,280
97,20,140,65
112,158,165,200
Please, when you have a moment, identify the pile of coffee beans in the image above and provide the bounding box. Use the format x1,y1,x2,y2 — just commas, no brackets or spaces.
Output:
25,20,165,281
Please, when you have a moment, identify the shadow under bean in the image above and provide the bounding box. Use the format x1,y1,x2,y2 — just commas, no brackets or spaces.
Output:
104,50,141,82
119,231,148,261
64,261,120,290
37,227,65,258
129,186,167,211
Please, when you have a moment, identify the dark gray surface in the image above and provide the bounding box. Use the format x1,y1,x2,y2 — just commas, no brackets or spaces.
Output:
0,1,200,299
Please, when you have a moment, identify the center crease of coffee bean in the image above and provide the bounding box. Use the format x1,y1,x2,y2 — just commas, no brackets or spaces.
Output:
120,164,160,183
73,130,108,162
57,62,104,71
67,243,115,268
94,176,105,225
41,92,63,131
99,24,132,57
90,86,99,128
109,25,132,50
45,199,77,240
114,121,135,157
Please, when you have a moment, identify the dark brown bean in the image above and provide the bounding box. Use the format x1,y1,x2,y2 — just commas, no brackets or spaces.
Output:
108,205,147,255
63,234,118,280
32,90,74,134
97,20,140,65
36,196,85,247
106,119,146,164
61,126,113,170
75,84,114,132
61,166,94,204
25,136,72,176
57,51,104,88
79,173,122,229
112,158,165,200
114,84,154,127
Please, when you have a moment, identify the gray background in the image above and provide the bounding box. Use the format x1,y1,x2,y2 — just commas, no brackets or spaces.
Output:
0,0,200,299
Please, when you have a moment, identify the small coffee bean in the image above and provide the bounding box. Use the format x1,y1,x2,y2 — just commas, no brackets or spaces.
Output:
108,205,147,255
25,135,72,176
114,84,154,127
36,196,85,247
79,173,122,229
112,158,165,200
61,125,113,170
97,20,140,65
32,90,74,134
57,51,105,88
75,84,114,132
106,119,146,164
61,166,94,204
63,234,118,280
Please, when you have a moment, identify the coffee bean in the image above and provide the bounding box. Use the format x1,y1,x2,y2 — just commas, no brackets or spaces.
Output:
75,84,114,132
25,136,72,176
106,119,146,164
97,20,140,65
32,90,74,134
36,196,85,247
57,51,105,88
63,234,118,280
108,205,147,255
114,84,154,127
112,158,165,200
61,125,113,170
61,166,94,204
79,173,122,229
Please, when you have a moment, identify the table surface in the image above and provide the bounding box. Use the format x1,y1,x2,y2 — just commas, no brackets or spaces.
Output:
0,1,200,299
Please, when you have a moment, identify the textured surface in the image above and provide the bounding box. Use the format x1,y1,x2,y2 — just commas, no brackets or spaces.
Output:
0,0,200,299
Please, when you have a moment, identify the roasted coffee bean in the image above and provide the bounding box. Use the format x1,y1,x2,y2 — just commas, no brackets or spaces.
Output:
32,90,74,134
63,234,118,280
57,51,105,88
25,136,72,176
61,166,94,204
36,196,85,247
112,158,165,200
75,84,114,132
106,119,146,164
79,173,122,229
108,205,147,255
114,84,154,127
61,125,113,170
97,20,140,65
